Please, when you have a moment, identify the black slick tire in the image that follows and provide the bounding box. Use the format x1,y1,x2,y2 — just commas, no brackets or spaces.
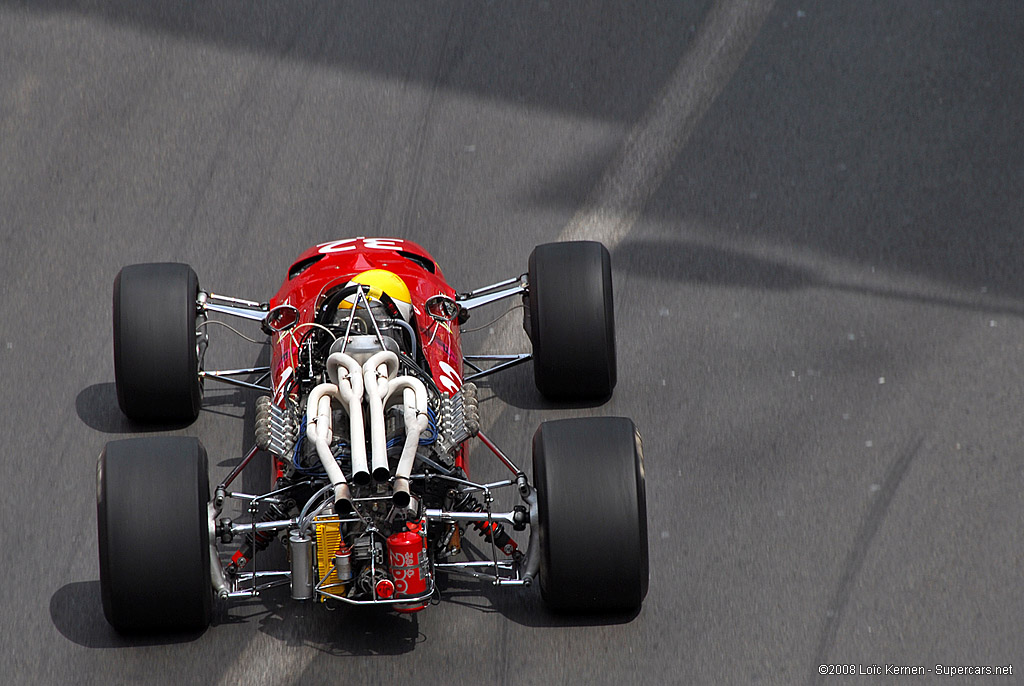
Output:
113,263,202,422
532,417,648,612
526,241,616,401
97,436,213,633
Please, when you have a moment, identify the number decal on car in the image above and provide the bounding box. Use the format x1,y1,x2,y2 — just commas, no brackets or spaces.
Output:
318,237,405,254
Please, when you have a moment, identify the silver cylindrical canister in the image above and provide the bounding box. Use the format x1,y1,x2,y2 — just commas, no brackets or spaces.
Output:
289,531,314,600
334,542,353,583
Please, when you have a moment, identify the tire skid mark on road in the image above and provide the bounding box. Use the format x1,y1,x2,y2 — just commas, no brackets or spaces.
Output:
808,437,924,686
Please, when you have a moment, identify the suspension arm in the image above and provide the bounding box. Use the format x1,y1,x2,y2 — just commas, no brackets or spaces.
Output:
424,508,525,527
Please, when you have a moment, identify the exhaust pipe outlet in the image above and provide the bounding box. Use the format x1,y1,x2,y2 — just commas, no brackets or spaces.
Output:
363,350,400,483
392,477,412,509
333,482,354,516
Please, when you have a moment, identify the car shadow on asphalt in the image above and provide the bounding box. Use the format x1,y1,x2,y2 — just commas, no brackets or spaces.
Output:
230,572,639,645
50,574,637,655
227,587,424,656
75,339,269,435
438,572,641,628
49,581,208,648
49,579,420,654
475,361,613,412
75,381,259,434
422,537,641,628
74,383,194,434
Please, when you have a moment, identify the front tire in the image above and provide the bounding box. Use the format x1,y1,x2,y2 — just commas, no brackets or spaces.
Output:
113,262,202,422
97,436,213,633
526,241,616,402
532,417,648,612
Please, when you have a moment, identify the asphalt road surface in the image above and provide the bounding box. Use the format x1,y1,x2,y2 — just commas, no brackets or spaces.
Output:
3,1,1023,684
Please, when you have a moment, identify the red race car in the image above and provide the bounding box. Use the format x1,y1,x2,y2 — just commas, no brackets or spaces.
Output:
98,237,647,632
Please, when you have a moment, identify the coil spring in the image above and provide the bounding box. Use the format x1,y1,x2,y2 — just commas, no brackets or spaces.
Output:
454,493,518,556
228,503,290,572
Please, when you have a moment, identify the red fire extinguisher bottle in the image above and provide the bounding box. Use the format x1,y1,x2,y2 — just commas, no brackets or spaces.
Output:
387,521,430,613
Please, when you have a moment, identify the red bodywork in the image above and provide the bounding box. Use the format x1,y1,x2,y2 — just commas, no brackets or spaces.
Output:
267,237,463,401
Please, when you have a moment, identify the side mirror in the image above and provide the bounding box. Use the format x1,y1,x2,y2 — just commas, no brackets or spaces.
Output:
262,304,300,334
425,295,459,323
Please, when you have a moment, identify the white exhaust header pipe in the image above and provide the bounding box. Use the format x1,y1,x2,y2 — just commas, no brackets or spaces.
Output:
362,350,400,483
387,376,429,508
305,383,353,515
327,352,370,485
306,348,429,512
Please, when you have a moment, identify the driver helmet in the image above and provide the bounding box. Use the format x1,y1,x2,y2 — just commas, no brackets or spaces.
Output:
341,269,413,321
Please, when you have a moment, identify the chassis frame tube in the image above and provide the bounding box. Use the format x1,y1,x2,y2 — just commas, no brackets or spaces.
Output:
462,354,532,382
423,508,519,527
314,566,437,607
455,279,526,311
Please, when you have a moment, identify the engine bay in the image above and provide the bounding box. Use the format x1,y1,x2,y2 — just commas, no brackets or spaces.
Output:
214,283,525,610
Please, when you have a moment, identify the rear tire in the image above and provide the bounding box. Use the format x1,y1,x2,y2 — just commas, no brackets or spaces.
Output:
526,241,616,401
97,436,212,633
532,417,648,612
113,263,202,422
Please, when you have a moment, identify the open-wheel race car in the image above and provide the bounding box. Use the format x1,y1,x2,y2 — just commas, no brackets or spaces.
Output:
97,237,648,632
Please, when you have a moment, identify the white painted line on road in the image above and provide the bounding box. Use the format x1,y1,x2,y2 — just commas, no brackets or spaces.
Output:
474,0,777,419
560,0,776,249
